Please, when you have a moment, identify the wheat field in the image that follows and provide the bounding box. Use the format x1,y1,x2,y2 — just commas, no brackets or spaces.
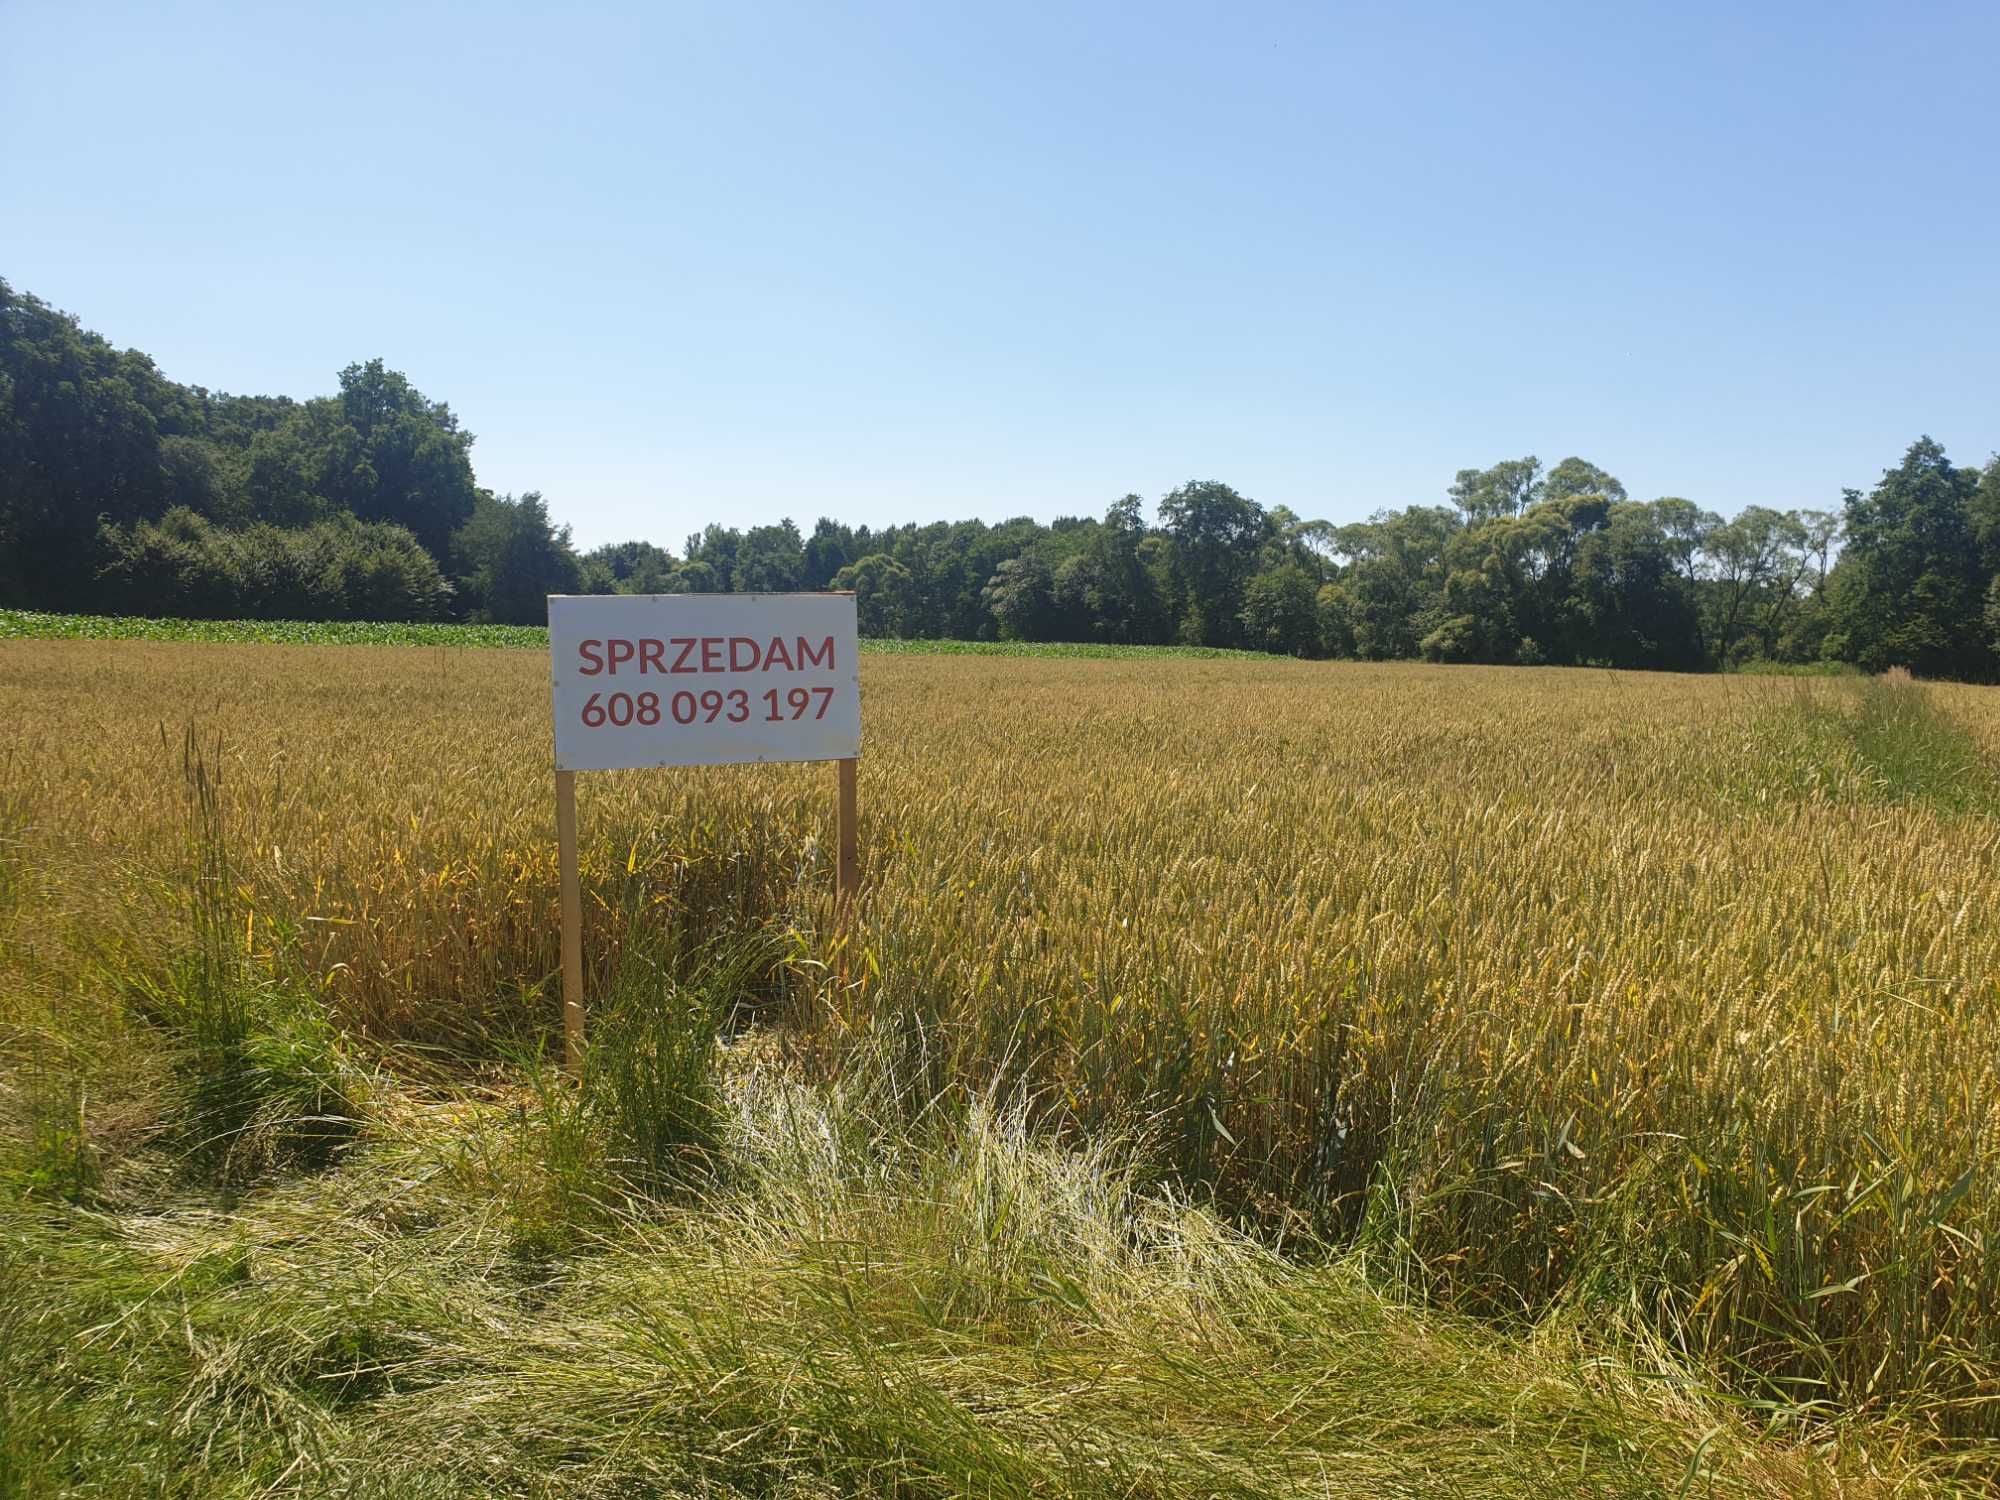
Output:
4,639,1999,1486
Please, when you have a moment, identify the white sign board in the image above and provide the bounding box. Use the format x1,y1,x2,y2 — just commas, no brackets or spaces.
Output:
549,593,861,771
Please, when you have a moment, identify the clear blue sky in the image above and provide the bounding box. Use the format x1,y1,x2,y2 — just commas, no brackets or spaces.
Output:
6,0,1995,550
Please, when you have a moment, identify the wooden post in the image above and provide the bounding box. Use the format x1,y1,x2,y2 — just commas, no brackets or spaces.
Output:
835,756,859,911
555,768,585,1070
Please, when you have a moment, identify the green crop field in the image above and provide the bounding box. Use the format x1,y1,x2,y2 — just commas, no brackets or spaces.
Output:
0,608,1273,659
4,635,1998,1495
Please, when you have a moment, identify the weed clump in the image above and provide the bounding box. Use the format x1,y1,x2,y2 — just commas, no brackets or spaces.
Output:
123,730,360,1181
507,931,767,1252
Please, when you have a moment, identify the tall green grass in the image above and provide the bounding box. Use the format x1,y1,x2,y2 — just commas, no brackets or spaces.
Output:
505,928,767,1252
102,730,361,1183
0,1045,1918,1496
1752,671,2000,813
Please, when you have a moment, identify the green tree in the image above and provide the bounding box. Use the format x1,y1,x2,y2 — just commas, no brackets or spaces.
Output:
1651,498,1718,583
667,559,721,593
1971,457,2000,546
1542,457,1627,504
1422,552,1519,664
683,525,743,589
732,519,806,592
982,553,1059,640
582,539,677,593
243,427,322,527
1971,458,2000,600
0,279,184,605
803,517,856,589
451,491,581,624
1448,457,1542,523
310,359,480,558
1834,437,1989,677
158,435,230,519
1239,563,1321,654
1076,494,1166,642
315,514,457,621
1702,506,1796,665
831,553,916,636
1158,479,1269,647
1315,581,1356,657
1499,494,1613,662
1570,501,1703,669
1647,497,1720,659
1336,506,1458,659
1750,510,1838,661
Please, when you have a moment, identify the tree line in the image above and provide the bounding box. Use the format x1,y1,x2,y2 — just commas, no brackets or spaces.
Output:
5,278,1998,678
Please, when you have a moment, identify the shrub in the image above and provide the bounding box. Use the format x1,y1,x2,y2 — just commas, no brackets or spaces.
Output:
94,509,453,622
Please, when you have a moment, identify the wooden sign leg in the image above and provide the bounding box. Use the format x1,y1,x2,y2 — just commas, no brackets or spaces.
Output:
835,756,858,911
555,769,585,1070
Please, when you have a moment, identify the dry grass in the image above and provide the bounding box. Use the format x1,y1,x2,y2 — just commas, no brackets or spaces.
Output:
3,640,1999,1466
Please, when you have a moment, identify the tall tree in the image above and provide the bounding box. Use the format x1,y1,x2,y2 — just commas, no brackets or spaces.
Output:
1240,563,1321,654
683,525,743,587
0,280,185,604
1085,493,1168,643
311,359,480,558
1448,457,1543,523
1337,506,1459,659
1158,479,1269,647
802,517,856,589
1648,497,1720,658
1542,457,1627,504
1834,437,1989,677
1971,457,2000,584
1754,510,1837,659
1650,498,1719,586
830,553,915,636
1703,506,1794,665
581,539,677,593
982,553,1059,641
732,519,806,592
451,491,581,625
1570,501,1703,669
